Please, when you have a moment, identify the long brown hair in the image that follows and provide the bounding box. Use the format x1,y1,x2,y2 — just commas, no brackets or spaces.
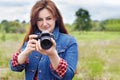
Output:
18,0,68,51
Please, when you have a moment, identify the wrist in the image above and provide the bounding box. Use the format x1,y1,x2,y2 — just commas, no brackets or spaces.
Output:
48,50,61,69
23,48,32,56
48,50,60,62
18,51,29,64
48,50,58,57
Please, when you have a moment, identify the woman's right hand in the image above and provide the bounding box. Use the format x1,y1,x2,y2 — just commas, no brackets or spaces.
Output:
18,34,38,64
24,34,38,55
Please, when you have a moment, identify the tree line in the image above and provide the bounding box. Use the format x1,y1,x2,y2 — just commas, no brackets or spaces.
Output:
72,8,120,31
0,20,28,33
0,8,120,34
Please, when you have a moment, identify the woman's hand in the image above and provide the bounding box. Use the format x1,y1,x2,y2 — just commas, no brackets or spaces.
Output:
36,38,57,56
36,38,60,69
24,34,38,55
18,34,38,64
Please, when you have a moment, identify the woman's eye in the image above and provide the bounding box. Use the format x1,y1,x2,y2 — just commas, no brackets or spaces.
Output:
47,17,52,20
37,18,42,21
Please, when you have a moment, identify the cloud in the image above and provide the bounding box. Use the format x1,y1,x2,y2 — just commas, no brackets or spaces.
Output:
54,0,120,22
0,0,120,24
0,0,37,22
0,1,31,7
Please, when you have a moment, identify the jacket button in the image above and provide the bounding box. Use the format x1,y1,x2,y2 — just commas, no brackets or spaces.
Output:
34,56,39,59
41,57,44,60
39,70,42,73
31,70,35,73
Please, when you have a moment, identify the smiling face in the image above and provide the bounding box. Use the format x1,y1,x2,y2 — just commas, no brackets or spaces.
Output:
37,8,56,33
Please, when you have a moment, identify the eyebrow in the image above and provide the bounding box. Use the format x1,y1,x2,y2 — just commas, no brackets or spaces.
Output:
38,15,52,18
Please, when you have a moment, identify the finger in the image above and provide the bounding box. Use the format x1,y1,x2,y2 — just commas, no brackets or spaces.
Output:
26,43,36,51
29,34,38,40
36,39,40,51
27,39,37,50
30,44,36,48
30,47,36,51
38,39,42,50
50,38,56,46
28,39,37,45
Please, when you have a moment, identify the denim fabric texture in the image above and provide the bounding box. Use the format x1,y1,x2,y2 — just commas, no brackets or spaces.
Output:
10,27,78,80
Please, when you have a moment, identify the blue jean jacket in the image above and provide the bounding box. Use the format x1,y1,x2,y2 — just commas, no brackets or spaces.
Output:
10,27,78,80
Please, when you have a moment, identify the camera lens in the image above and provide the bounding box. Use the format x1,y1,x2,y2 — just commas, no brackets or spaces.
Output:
35,31,54,50
40,33,53,50
41,38,52,50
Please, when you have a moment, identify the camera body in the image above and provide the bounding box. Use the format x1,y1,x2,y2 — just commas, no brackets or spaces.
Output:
35,31,54,50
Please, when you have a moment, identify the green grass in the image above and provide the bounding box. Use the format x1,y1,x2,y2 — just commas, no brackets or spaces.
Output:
70,31,120,41
0,33,25,42
71,31,120,80
0,32,120,80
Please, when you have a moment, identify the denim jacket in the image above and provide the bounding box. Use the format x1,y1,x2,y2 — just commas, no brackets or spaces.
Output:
10,27,78,80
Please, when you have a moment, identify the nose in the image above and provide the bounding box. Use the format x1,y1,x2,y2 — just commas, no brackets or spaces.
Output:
43,20,47,27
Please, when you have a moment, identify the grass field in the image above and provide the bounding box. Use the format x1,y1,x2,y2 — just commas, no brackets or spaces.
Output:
0,31,120,80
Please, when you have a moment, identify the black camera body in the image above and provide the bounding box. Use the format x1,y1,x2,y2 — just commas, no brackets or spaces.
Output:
35,31,54,50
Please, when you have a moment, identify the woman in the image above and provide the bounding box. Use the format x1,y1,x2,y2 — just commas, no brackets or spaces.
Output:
10,0,78,80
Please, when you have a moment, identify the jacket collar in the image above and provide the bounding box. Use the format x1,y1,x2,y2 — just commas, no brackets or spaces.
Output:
52,27,59,41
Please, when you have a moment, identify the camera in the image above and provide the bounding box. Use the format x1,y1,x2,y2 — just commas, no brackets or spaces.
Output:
35,31,54,50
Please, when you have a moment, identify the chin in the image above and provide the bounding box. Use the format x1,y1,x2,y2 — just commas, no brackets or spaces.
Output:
41,29,50,32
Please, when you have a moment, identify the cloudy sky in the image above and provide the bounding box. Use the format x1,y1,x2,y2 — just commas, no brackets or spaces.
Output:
0,0,120,24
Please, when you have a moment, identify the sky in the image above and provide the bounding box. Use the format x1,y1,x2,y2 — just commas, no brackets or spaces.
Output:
0,0,120,24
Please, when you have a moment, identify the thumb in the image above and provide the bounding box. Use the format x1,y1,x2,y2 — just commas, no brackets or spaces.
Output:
51,38,56,47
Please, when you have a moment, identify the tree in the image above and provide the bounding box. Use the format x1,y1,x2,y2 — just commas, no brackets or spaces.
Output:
1,20,26,33
1,20,9,32
74,8,92,31
22,20,26,24
100,19,120,31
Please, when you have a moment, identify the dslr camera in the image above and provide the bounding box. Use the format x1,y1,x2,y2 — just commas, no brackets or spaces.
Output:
35,31,54,50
